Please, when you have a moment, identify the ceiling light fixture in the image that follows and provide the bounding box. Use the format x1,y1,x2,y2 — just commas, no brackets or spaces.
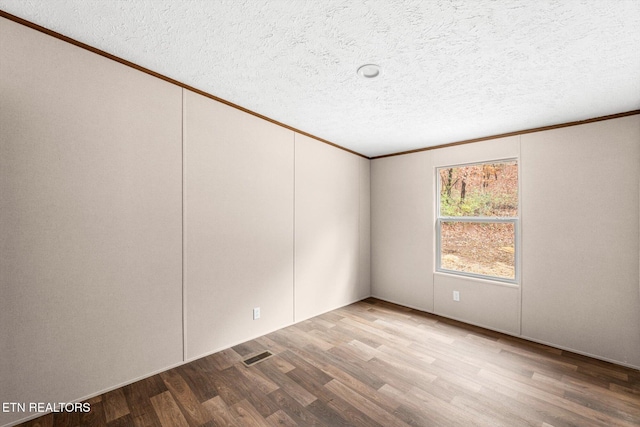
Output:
357,64,380,79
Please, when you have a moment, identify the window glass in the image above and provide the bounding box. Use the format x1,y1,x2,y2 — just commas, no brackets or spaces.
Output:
437,159,518,283
440,221,515,280
439,161,518,217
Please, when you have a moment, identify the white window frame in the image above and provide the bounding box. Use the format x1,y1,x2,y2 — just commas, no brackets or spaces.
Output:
435,159,519,284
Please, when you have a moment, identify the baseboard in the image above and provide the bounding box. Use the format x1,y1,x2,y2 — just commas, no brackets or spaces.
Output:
1,296,374,427
519,335,640,371
369,294,433,313
370,296,640,372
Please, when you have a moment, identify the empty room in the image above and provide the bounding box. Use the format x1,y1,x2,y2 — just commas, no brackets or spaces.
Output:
1,1,639,426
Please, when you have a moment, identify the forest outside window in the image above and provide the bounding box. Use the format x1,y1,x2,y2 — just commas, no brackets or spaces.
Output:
436,160,519,283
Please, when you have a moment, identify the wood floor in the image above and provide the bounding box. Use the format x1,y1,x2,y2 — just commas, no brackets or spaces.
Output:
16,298,640,427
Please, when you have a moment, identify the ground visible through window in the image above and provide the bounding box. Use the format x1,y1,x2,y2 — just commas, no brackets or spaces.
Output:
438,160,518,281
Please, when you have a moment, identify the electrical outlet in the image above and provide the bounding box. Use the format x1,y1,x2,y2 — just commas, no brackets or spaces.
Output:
453,291,460,302
253,307,260,320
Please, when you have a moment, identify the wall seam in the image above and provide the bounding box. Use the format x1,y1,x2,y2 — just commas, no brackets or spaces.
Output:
368,159,372,297
182,88,187,361
518,134,523,337
293,132,296,324
432,155,436,313
358,156,361,298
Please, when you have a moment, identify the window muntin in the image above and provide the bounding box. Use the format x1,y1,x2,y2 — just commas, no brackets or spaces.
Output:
436,160,518,282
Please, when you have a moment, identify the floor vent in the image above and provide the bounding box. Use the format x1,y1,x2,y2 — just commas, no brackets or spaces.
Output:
242,351,273,366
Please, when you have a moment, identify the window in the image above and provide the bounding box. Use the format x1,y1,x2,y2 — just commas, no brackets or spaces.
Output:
436,160,518,282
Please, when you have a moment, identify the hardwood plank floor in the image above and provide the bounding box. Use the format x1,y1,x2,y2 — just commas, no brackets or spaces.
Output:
15,298,640,427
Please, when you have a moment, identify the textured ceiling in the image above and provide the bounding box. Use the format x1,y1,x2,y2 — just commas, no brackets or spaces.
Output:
1,0,639,157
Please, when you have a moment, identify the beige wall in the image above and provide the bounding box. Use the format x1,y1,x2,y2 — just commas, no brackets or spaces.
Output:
294,134,370,321
183,90,295,360
1,17,371,427
520,116,640,367
371,121,640,368
431,136,521,334
1,18,183,427
371,151,434,311
433,274,520,335
3,10,639,427
359,158,372,299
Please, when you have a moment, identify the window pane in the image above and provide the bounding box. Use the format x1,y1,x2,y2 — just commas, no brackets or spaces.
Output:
440,221,515,280
439,161,518,217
